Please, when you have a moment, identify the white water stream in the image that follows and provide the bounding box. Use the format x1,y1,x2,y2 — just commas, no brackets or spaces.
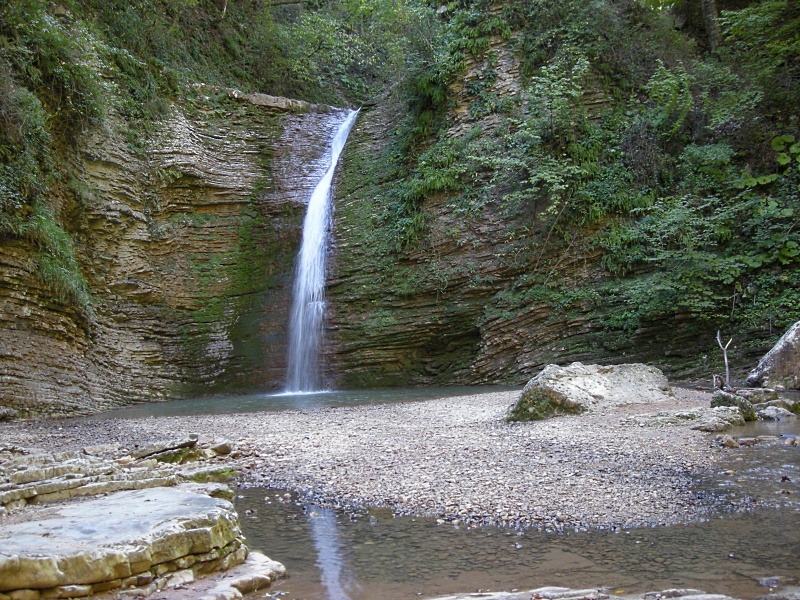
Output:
285,110,359,393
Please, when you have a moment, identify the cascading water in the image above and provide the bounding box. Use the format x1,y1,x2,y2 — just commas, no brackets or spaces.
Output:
285,109,359,393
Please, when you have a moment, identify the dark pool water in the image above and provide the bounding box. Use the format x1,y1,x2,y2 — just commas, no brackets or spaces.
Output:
84,386,519,420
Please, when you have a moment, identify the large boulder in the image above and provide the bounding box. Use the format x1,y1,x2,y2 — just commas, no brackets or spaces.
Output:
507,362,673,422
746,321,800,390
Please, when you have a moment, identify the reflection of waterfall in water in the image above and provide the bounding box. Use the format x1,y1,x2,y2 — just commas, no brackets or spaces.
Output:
308,507,356,600
285,110,359,393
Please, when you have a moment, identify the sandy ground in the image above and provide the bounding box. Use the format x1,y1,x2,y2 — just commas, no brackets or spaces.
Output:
0,387,721,531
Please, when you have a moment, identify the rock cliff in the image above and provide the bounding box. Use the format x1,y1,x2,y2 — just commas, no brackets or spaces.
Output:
325,36,750,388
0,89,348,417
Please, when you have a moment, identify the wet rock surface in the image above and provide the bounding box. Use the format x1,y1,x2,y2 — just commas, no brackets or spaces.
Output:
0,438,285,599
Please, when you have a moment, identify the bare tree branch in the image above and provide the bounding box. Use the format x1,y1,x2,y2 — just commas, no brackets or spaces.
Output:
716,329,733,389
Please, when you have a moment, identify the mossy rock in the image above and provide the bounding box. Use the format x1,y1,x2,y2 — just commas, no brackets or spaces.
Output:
506,387,586,422
187,468,239,484
711,390,757,422
752,398,800,416
152,446,205,464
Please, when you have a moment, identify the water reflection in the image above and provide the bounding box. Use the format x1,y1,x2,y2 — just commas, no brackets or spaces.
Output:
238,485,800,600
307,506,357,600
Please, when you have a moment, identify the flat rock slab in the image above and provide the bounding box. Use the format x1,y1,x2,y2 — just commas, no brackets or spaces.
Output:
0,486,241,592
622,406,745,432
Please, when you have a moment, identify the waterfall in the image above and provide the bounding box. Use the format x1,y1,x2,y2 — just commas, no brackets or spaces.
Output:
285,109,358,393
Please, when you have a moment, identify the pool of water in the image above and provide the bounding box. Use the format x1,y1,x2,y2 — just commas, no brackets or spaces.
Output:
83,386,519,420
237,489,799,600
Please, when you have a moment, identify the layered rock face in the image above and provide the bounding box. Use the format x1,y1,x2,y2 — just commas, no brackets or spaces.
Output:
0,91,347,416
326,57,706,389
329,19,754,387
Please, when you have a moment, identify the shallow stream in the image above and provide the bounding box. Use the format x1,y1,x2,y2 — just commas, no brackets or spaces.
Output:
237,486,798,600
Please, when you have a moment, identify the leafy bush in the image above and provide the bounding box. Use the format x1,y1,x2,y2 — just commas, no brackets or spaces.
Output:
1,0,105,137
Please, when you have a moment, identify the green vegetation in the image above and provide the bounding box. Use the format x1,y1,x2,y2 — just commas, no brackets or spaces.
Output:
506,387,584,422
367,0,799,375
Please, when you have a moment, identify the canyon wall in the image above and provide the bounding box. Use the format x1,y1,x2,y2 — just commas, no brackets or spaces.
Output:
0,90,346,417
325,37,767,388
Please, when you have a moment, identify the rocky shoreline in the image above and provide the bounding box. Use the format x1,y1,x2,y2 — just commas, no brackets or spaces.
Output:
2,384,798,599
3,387,734,531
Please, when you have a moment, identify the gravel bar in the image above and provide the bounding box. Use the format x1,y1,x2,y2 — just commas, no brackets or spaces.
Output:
0,388,721,532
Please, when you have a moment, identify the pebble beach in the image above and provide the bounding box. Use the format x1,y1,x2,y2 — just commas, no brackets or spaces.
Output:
1,387,722,532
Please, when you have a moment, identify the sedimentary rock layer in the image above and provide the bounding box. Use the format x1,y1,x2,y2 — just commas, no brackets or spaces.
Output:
0,92,348,416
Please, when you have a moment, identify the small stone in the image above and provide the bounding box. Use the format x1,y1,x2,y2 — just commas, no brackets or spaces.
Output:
167,569,195,588
211,441,233,456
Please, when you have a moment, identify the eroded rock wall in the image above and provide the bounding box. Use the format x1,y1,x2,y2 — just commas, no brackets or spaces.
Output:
326,41,715,388
0,92,347,416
